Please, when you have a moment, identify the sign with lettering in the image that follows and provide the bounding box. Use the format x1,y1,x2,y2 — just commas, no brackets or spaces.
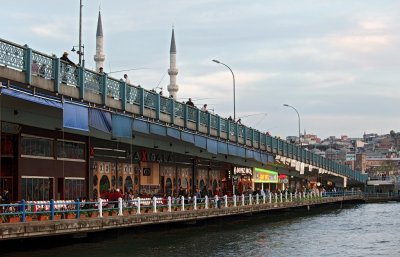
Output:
234,167,253,175
253,168,278,183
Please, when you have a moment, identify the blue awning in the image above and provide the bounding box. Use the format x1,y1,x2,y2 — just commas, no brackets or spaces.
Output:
89,108,112,133
150,123,166,136
112,114,133,138
133,119,149,134
63,102,89,131
167,127,181,140
207,138,218,155
1,87,62,109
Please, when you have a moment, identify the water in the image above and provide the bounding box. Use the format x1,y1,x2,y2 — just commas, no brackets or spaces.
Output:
2,203,400,257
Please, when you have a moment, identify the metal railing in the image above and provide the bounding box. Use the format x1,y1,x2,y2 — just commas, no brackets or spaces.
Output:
0,191,365,223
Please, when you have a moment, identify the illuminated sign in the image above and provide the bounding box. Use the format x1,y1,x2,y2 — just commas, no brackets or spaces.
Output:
253,168,278,183
234,167,252,175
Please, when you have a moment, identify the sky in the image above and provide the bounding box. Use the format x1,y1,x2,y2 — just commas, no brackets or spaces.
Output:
2,0,400,140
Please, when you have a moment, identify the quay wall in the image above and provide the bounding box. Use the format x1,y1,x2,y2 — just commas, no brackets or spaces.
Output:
0,196,362,241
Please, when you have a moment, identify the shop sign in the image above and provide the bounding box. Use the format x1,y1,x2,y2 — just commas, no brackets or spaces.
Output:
253,168,278,183
132,150,173,163
234,167,252,175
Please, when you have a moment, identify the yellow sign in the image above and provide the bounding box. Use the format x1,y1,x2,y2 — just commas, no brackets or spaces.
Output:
253,168,278,183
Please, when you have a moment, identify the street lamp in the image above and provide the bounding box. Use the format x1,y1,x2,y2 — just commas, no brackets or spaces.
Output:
283,104,301,146
212,59,236,121
72,0,84,67
71,45,85,67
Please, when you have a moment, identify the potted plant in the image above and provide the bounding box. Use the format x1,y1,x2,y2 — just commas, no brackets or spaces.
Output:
37,213,50,221
7,214,21,223
65,211,76,219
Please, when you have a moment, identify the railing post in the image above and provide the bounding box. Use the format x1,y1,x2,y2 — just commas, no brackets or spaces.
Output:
196,109,200,131
205,196,209,209
269,192,272,203
275,193,278,203
101,73,108,106
168,196,172,212
242,194,245,206
24,46,32,84
153,196,157,213
181,196,185,211
53,58,60,92
263,194,266,204
194,196,197,210
98,198,103,217
155,93,160,121
303,192,306,199
171,99,175,124
280,193,283,203
217,116,221,137
21,200,26,222
224,195,228,208
215,195,219,209
207,113,211,135
290,193,293,202
78,66,85,99
76,199,80,219
139,87,145,116
50,199,55,220
285,191,288,202
183,104,188,128
249,195,252,205
137,197,141,214
233,195,237,207
256,194,259,205
118,197,123,216
121,81,127,111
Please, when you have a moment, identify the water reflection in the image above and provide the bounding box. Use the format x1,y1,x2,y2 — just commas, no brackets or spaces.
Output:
3,203,400,257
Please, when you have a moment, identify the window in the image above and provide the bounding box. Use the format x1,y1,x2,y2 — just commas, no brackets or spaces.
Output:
57,140,85,160
21,135,54,158
65,178,85,200
21,177,51,201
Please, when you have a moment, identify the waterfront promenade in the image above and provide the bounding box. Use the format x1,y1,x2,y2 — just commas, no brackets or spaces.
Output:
0,192,364,241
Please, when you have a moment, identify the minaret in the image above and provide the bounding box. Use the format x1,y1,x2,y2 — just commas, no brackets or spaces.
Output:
167,28,179,99
94,10,105,72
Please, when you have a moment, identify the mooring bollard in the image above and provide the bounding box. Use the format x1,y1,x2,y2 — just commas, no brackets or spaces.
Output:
119,197,123,216
98,198,103,217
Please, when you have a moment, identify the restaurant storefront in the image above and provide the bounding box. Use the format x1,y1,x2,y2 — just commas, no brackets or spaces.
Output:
253,168,278,192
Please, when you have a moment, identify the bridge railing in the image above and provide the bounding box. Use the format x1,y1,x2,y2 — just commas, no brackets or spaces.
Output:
0,38,368,183
0,191,365,223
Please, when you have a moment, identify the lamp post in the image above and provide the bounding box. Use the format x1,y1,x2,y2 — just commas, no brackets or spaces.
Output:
283,104,301,146
72,0,84,67
212,59,236,121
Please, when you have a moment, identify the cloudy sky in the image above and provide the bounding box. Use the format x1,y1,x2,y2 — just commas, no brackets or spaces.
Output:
2,0,400,139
